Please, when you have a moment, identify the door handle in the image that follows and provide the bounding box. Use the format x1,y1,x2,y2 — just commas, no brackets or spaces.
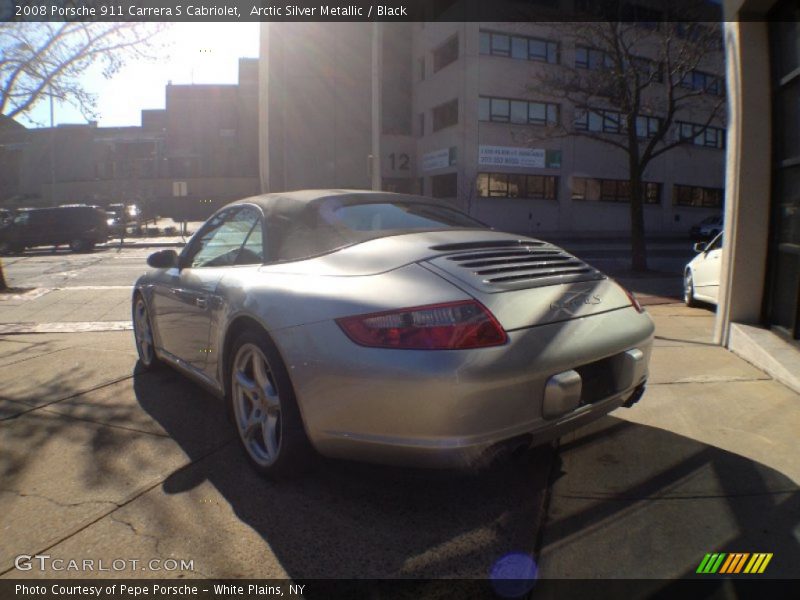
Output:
195,297,207,309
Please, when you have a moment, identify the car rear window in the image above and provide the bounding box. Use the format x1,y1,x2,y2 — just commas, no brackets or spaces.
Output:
324,202,483,232
271,198,486,262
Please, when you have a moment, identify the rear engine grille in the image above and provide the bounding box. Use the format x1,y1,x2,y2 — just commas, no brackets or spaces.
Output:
427,241,603,292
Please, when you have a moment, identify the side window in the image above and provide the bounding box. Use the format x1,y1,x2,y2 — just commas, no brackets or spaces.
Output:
236,215,265,265
184,207,262,268
709,233,723,251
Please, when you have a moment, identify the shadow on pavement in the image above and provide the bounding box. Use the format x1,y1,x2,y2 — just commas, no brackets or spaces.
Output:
127,366,799,582
540,415,800,581
132,367,554,579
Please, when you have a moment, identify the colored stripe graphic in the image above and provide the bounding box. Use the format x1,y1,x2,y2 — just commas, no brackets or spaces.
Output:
719,554,736,574
700,552,774,575
697,553,727,574
744,553,774,574
719,552,750,574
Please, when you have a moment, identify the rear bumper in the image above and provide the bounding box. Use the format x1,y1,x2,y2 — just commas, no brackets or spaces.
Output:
272,306,654,468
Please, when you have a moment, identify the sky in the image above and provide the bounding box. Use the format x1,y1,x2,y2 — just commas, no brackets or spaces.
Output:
18,23,260,129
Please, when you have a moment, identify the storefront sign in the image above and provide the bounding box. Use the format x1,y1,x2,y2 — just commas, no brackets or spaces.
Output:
478,146,561,169
422,147,456,172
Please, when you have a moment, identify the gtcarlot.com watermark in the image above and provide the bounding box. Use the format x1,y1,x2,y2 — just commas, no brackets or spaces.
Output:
14,554,194,573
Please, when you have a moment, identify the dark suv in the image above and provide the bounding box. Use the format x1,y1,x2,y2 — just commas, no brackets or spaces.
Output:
0,206,109,254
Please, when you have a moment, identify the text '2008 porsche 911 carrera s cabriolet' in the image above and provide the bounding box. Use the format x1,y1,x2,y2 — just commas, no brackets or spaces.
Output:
133,190,654,477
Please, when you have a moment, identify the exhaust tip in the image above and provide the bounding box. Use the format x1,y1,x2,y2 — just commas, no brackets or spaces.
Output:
623,382,647,408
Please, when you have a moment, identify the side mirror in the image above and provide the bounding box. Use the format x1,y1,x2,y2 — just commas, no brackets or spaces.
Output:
147,249,178,269
693,242,707,253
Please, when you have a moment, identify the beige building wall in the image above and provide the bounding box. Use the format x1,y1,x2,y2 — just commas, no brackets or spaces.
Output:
260,22,727,235
411,22,726,235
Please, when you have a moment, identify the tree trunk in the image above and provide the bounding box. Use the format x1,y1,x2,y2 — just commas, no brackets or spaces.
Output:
629,176,648,272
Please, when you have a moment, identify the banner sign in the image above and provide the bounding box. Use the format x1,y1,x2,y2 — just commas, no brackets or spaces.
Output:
478,146,561,169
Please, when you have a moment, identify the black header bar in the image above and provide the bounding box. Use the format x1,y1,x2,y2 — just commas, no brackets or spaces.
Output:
3,0,749,23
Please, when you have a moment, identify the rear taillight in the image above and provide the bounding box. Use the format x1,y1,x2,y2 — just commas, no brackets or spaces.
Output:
336,300,508,350
623,288,644,313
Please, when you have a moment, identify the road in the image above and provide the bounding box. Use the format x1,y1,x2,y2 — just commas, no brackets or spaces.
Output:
1,247,153,289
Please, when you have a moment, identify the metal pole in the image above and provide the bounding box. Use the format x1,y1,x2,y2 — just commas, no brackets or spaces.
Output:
49,91,55,206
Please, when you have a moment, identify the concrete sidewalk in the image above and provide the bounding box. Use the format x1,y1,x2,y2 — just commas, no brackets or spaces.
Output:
0,302,798,581
538,303,800,580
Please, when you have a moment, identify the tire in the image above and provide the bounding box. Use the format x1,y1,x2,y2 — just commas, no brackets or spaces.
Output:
684,269,697,308
132,294,162,370
0,241,22,255
69,238,88,253
227,329,314,478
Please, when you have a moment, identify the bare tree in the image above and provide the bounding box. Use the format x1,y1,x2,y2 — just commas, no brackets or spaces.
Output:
0,22,166,287
0,22,165,123
521,21,725,271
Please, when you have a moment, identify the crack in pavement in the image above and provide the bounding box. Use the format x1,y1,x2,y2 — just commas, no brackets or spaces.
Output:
0,439,234,578
110,513,166,556
0,488,119,510
0,374,135,421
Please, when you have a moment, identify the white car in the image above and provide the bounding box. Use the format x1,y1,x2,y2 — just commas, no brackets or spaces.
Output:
684,232,722,306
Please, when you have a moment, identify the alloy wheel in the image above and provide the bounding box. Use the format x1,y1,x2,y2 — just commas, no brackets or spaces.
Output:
133,298,155,366
231,343,282,467
684,271,695,307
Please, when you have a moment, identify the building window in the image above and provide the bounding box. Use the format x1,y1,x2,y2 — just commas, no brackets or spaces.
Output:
574,107,622,134
431,173,457,198
636,115,661,137
575,46,613,70
676,121,726,149
433,35,459,73
479,30,558,64
575,108,661,138
479,97,559,126
476,173,558,200
673,185,724,208
417,57,425,81
631,56,664,83
382,178,414,194
417,112,425,137
680,69,724,95
572,177,661,204
432,99,458,132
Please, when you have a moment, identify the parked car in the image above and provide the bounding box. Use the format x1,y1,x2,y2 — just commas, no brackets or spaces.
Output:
0,208,12,225
133,190,654,477
105,209,125,235
0,205,109,254
689,215,723,240
684,232,723,306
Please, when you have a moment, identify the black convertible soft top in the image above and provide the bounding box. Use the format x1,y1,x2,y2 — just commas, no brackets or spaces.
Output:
228,189,486,262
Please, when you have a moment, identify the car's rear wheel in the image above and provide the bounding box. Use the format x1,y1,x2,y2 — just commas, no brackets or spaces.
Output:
0,241,22,255
684,270,697,307
69,238,86,252
228,330,313,478
132,295,162,370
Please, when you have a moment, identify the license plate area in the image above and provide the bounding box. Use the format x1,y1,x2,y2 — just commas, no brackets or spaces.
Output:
574,356,619,405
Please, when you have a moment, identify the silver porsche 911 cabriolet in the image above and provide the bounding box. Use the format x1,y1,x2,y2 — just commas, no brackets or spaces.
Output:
133,190,654,477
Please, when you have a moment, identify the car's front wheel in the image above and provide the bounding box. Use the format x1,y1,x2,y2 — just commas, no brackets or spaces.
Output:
684,270,697,307
69,238,94,253
132,295,162,370
228,330,313,478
